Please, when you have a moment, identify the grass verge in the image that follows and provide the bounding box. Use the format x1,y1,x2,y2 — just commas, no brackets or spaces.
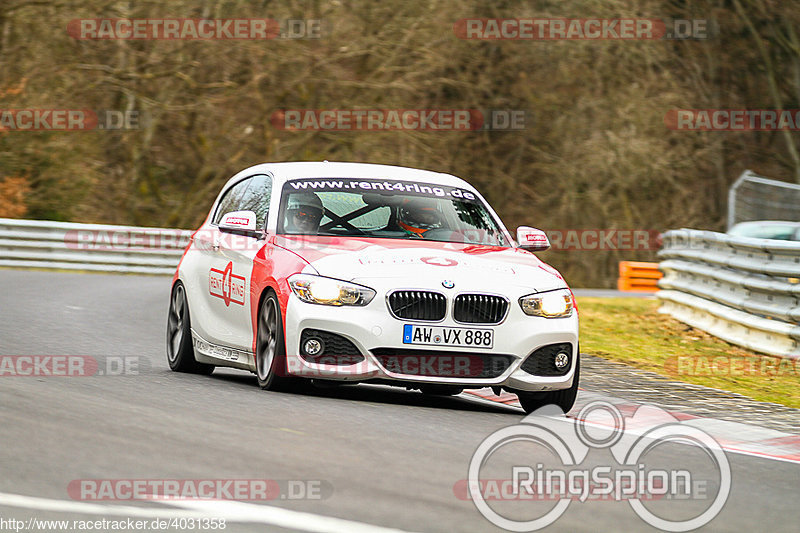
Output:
578,296,800,408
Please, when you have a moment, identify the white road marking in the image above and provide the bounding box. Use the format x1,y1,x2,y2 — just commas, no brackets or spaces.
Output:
0,492,201,519
172,500,421,533
0,492,420,533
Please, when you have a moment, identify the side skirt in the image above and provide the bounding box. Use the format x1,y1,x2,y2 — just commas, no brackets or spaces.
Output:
191,329,255,371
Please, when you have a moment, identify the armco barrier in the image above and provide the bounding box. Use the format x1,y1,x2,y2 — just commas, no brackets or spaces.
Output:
0,218,191,275
617,261,661,292
658,229,800,358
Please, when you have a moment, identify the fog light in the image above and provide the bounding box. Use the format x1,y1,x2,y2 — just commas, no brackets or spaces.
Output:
554,351,570,369
304,338,324,356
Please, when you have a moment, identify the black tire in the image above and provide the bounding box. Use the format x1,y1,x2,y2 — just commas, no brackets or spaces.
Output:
420,385,464,396
516,352,580,415
255,291,294,391
166,282,214,375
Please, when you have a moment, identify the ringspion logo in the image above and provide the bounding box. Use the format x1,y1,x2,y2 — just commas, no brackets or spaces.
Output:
463,401,730,530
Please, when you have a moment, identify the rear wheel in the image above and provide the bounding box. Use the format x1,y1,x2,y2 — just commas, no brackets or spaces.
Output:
516,353,580,414
255,292,294,390
166,282,214,375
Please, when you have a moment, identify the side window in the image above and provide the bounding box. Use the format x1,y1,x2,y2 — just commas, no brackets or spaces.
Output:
212,178,252,225
238,174,272,229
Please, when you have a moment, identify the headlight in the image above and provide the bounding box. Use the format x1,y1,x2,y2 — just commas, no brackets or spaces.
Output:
519,289,574,318
288,274,376,306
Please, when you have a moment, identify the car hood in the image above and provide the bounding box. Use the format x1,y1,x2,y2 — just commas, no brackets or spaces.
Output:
272,235,567,293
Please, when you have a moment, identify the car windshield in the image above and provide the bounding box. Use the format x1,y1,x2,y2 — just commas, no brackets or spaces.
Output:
278,178,508,246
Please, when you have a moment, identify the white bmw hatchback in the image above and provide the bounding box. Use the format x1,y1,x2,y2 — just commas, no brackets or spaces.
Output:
167,162,580,413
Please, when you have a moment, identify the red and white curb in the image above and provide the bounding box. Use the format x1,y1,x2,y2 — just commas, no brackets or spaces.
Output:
463,388,800,464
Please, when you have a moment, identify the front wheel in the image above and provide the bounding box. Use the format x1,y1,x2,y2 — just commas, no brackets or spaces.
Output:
515,353,580,415
166,282,214,375
255,292,294,391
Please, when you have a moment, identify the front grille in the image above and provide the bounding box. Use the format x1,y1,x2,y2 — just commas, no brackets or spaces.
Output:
387,291,446,321
453,294,509,324
299,329,365,365
371,348,514,379
520,343,573,376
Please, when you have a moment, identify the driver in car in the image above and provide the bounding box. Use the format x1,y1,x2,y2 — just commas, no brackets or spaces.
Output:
285,193,325,234
397,198,443,237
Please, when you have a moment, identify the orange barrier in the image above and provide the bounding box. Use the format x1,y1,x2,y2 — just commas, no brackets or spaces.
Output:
617,261,662,292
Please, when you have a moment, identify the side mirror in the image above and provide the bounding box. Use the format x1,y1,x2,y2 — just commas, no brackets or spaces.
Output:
219,210,262,238
517,226,550,252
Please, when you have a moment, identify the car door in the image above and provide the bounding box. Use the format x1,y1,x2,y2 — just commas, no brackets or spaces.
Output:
212,174,273,352
187,176,252,352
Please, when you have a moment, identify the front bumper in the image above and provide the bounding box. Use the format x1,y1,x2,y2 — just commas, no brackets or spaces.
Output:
283,293,579,392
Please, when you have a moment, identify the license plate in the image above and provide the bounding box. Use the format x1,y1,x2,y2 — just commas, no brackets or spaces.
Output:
402,324,493,349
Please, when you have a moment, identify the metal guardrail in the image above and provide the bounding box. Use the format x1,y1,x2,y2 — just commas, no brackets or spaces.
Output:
0,218,191,275
727,169,800,230
658,229,800,358
3,218,799,357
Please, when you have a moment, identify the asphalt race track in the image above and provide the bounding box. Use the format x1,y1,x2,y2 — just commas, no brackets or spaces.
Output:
1,269,798,532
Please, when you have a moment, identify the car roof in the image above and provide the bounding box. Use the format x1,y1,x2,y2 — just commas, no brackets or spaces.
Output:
221,161,475,193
